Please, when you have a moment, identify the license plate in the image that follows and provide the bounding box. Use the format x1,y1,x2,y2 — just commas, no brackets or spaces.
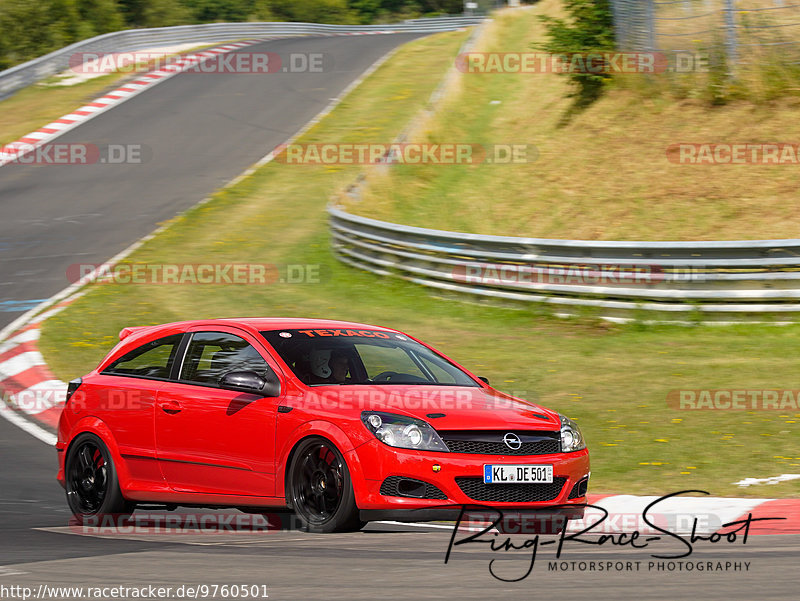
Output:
483,464,553,484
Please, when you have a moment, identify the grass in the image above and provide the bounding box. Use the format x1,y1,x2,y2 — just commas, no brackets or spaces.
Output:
343,0,800,241
34,25,800,499
0,42,227,146
0,72,131,146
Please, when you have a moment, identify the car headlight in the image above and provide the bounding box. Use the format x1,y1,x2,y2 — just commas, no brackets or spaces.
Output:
361,411,449,452
560,414,586,452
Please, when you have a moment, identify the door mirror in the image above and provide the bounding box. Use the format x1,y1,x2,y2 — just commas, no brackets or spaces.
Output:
219,371,281,397
478,376,490,385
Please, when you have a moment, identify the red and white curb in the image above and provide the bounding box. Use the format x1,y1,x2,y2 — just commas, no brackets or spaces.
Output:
0,28,443,169
387,494,799,535
0,40,261,168
0,297,81,436
573,493,799,535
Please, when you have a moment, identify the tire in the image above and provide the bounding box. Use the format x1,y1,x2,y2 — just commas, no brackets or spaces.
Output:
65,432,133,525
287,437,364,533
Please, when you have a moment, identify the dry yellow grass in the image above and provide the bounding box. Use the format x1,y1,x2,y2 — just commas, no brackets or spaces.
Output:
346,0,800,241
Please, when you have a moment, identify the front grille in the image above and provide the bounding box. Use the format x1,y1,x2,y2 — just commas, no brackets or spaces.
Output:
380,476,447,500
455,477,566,503
441,431,560,456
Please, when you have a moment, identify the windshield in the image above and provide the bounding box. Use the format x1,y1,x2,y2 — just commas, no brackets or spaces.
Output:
260,328,480,387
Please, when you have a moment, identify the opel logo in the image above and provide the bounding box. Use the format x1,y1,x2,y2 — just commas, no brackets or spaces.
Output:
503,432,522,450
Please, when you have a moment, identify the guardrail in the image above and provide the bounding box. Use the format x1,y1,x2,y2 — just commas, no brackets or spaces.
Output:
0,17,484,99
328,206,800,322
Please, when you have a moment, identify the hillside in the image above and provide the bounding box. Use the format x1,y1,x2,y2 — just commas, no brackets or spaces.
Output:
344,0,800,241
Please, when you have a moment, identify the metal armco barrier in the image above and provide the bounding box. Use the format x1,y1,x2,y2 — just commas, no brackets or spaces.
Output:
328,206,800,322
0,17,484,99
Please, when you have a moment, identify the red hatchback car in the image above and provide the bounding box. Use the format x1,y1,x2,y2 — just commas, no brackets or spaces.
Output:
57,318,589,532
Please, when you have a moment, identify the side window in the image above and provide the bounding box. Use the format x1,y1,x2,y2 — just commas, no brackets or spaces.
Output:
103,334,183,380
179,331,270,386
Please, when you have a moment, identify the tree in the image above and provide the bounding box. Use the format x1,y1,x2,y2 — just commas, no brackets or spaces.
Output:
0,0,86,69
75,0,125,33
180,0,253,22
348,0,382,24
250,0,277,21
267,0,355,24
142,0,192,27
539,0,616,111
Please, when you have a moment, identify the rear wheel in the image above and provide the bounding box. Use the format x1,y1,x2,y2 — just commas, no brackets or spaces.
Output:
287,437,363,533
65,433,132,524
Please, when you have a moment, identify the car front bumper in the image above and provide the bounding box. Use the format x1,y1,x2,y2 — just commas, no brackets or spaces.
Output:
348,439,590,516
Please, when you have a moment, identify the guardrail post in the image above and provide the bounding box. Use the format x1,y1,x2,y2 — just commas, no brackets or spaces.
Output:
723,0,739,75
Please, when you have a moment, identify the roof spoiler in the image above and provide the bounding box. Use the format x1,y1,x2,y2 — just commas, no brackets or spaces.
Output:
119,326,153,341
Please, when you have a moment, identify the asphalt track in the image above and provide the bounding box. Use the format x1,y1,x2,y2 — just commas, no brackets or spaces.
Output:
1,31,798,601
0,416,797,601
0,33,424,330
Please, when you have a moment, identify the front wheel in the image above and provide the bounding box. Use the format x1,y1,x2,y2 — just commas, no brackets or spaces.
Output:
287,437,363,533
65,433,132,524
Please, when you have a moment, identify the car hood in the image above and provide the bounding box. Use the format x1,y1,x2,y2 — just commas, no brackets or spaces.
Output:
339,385,561,431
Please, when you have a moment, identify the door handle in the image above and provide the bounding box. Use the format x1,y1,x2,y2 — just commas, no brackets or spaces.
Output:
159,400,182,414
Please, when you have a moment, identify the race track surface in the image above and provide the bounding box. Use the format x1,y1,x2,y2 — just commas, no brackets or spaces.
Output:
0,33,423,330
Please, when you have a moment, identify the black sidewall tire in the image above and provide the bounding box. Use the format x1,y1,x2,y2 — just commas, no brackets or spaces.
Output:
65,432,131,525
288,437,363,534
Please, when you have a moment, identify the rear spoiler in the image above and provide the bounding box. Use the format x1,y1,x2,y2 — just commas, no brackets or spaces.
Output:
119,326,154,341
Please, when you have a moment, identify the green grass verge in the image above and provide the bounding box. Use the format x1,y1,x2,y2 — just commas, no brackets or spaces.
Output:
345,1,800,241
38,27,800,499
0,72,131,146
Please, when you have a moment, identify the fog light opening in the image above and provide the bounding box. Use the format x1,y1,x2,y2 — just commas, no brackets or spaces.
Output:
397,479,427,499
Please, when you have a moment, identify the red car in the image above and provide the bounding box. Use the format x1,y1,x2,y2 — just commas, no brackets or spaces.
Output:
57,318,589,532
